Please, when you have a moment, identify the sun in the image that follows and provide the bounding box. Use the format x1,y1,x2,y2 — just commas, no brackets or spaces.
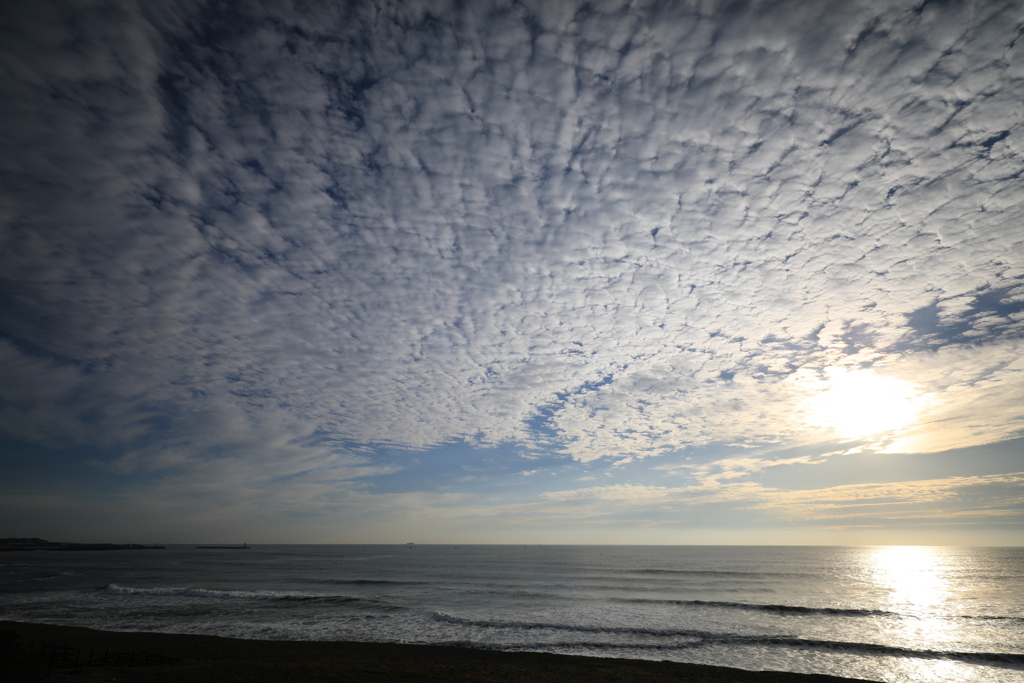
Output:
804,368,926,440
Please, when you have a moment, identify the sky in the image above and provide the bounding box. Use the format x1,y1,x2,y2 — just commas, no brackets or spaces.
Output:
1,0,1022,545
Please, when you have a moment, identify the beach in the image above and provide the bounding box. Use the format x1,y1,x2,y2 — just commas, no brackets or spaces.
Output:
2,620,874,683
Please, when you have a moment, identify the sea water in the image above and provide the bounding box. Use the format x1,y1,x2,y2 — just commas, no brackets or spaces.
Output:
1,545,1022,682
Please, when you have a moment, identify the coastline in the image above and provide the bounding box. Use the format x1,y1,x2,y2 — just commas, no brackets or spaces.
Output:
2,620,876,683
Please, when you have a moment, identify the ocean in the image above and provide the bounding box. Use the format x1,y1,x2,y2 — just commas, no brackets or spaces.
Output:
1,544,1022,682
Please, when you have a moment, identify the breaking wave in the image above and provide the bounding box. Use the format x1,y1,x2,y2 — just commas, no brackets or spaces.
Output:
429,613,1024,668
613,597,895,617
100,584,379,606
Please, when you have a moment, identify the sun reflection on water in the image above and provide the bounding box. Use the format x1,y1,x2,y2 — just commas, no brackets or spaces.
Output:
871,546,949,612
867,545,974,681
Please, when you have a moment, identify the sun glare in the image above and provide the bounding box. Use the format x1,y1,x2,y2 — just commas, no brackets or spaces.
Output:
870,545,949,609
804,368,926,440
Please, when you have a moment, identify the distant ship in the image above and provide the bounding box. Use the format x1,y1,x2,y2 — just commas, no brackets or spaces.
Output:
406,542,414,547
196,543,249,549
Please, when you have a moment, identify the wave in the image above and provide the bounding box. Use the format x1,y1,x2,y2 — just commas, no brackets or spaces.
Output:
30,571,77,581
428,615,1024,668
431,612,707,638
613,597,894,617
732,637,1024,668
614,598,1024,623
100,584,384,606
505,640,1024,668
630,568,801,578
316,579,426,586
961,614,1024,623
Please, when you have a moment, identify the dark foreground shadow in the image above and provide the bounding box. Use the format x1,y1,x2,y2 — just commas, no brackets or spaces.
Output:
1,620,874,683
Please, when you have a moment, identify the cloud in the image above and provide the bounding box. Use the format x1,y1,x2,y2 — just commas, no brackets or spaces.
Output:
540,471,1024,527
663,452,835,487
751,472,1024,521
1,0,1022,489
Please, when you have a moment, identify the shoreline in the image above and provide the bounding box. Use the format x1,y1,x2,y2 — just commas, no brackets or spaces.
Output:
1,619,876,683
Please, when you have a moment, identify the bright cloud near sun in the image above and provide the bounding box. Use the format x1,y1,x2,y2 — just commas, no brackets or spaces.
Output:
802,368,930,441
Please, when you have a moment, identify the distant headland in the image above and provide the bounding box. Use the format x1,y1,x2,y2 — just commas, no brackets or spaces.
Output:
0,538,164,552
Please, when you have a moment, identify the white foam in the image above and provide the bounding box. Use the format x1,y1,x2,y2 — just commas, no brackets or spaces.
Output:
102,584,359,602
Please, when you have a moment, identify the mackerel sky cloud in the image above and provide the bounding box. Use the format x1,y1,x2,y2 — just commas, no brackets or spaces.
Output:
1,0,1022,544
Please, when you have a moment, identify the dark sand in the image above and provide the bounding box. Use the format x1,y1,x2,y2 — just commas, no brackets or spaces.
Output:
2,620,876,683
